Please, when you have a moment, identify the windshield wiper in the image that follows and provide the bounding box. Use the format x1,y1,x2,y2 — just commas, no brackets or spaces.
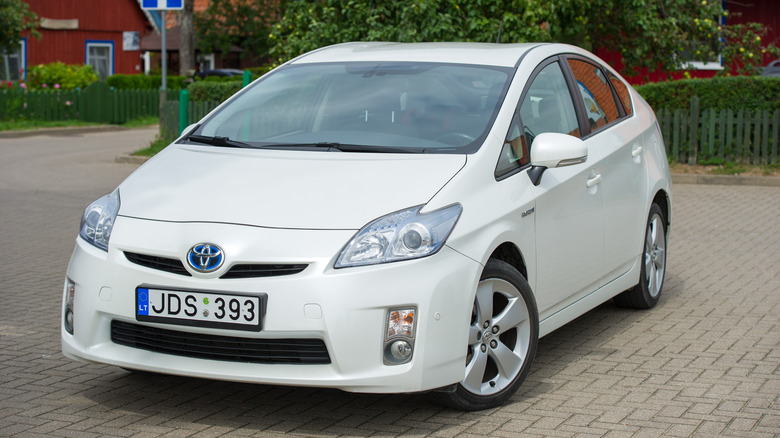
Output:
187,134,253,148
257,142,421,153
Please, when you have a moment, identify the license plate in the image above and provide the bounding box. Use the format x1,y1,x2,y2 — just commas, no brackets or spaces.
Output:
136,286,265,331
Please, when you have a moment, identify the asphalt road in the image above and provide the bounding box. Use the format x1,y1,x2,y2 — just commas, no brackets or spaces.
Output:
0,127,778,437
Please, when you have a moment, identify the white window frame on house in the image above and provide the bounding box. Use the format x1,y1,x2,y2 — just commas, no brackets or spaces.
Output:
2,38,27,81
85,40,115,79
682,56,724,71
679,13,726,71
197,53,215,71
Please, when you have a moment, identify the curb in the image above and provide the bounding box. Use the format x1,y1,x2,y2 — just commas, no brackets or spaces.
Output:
672,173,780,187
116,154,151,165
0,125,139,139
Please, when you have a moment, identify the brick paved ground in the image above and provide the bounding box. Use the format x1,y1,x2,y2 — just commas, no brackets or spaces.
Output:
0,129,778,437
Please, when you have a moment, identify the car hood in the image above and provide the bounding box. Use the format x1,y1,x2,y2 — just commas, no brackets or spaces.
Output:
118,145,466,230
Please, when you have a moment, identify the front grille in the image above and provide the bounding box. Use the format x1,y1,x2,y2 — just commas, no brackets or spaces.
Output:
221,264,308,279
125,252,191,277
124,252,308,279
111,320,331,364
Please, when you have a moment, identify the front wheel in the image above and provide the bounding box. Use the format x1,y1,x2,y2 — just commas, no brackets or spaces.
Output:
614,203,667,309
438,259,538,410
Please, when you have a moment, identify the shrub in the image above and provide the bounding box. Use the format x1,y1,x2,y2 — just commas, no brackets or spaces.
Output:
26,62,98,90
635,76,780,112
106,74,186,89
247,65,273,77
187,81,242,102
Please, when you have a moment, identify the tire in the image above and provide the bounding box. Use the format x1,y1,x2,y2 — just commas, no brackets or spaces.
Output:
437,259,538,411
614,203,667,309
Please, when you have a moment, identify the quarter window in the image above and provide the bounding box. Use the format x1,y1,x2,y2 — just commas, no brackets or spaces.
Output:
496,61,580,178
567,58,619,132
608,71,633,116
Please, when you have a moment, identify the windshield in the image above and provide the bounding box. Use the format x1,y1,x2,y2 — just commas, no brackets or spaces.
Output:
193,62,512,153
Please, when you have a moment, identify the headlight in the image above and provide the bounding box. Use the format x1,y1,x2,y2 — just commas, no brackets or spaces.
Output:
79,189,120,251
335,204,462,268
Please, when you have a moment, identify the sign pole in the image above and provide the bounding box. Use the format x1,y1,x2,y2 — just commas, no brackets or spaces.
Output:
142,1,183,123
161,10,167,92
159,10,167,118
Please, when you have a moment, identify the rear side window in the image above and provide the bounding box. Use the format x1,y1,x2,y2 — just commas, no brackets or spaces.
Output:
567,58,619,132
608,71,633,116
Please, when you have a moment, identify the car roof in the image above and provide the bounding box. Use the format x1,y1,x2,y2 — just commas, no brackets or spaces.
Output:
289,42,545,68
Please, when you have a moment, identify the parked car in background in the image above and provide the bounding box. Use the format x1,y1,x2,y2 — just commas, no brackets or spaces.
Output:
762,60,780,77
62,42,672,411
196,68,244,79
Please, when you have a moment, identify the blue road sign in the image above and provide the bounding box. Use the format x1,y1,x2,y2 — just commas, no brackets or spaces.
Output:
141,0,183,10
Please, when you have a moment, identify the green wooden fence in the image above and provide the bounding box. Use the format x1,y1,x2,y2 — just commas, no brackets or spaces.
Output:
0,82,179,124
160,98,220,142
6,82,777,165
657,97,780,165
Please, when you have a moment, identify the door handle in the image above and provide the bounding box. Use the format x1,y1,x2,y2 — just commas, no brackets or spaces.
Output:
632,146,643,157
586,174,602,187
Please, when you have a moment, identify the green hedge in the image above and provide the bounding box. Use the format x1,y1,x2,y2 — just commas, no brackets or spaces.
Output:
635,76,780,111
187,81,243,102
106,74,187,90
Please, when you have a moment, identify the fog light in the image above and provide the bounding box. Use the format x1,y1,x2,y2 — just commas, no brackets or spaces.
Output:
383,307,416,365
389,340,412,361
64,279,75,335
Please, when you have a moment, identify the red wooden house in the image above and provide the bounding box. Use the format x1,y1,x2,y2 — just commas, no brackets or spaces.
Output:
596,0,780,84
12,0,154,80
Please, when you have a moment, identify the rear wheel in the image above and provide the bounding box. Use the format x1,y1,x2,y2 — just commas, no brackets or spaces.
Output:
614,203,667,309
438,259,538,410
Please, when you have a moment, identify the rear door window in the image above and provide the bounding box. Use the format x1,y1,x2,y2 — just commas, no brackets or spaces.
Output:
566,58,620,133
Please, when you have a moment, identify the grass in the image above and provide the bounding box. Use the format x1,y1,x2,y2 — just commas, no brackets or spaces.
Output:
0,116,158,132
133,136,171,157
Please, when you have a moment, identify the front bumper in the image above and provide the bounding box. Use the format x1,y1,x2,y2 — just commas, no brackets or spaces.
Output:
61,217,481,393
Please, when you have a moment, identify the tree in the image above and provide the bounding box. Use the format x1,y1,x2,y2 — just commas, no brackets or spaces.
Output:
194,0,286,64
1,0,39,80
0,0,39,54
268,0,778,77
179,0,195,75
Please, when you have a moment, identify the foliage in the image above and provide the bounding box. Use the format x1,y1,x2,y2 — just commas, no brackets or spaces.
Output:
268,0,778,77
26,62,98,90
187,80,242,102
106,74,186,89
246,65,274,77
268,0,549,64
194,0,287,61
635,76,780,111
719,22,779,76
0,0,39,55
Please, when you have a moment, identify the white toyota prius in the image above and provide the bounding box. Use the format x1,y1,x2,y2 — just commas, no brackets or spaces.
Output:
62,42,671,410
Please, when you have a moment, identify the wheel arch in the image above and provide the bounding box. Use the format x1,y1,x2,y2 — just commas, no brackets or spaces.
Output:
488,242,528,281
652,189,671,229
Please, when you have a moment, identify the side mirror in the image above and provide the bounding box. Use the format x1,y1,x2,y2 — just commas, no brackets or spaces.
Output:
527,133,588,186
